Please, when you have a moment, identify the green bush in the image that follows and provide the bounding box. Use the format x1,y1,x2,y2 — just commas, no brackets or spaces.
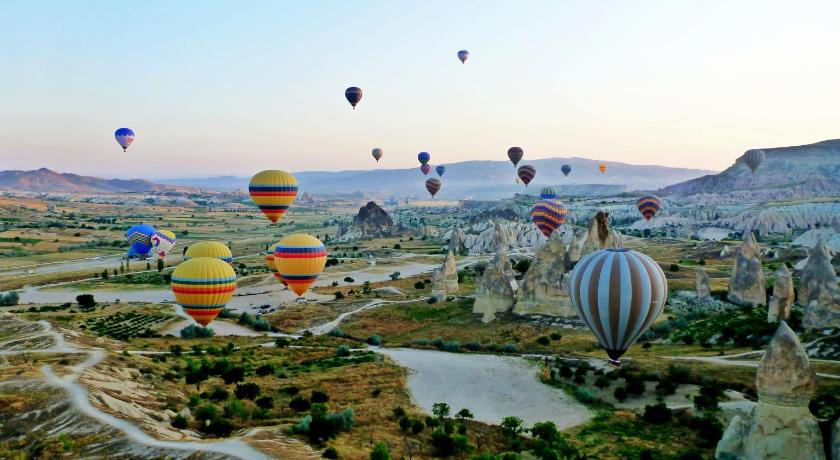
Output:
537,336,551,346
171,414,188,429
336,345,351,357
642,402,672,424
323,447,339,459
370,441,390,460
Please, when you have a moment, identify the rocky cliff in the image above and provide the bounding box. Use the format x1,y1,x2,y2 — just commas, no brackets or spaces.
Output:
339,201,395,239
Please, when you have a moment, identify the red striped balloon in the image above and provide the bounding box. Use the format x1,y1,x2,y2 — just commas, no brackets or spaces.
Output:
569,248,668,365
530,199,567,238
517,165,536,186
420,164,431,176
425,178,441,197
636,195,661,221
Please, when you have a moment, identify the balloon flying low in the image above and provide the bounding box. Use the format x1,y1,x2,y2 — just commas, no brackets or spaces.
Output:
636,195,662,221
507,147,524,167
150,230,177,260
265,242,286,285
417,151,430,165
743,149,765,173
569,248,668,365
371,148,383,162
171,257,236,327
420,164,431,176
249,170,298,224
345,87,363,109
457,50,469,64
517,165,536,186
125,224,156,258
273,234,327,297
185,241,233,264
114,128,135,152
425,178,441,197
561,164,572,177
435,165,446,177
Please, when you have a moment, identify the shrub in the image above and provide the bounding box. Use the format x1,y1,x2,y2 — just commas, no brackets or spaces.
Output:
441,341,460,352
180,325,215,339
255,364,274,376
370,441,390,460
464,341,481,351
235,383,261,400
549,332,562,341
431,337,445,348
573,387,598,404
643,402,672,424
290,396,311,411
537,336,551,346
412,419,425,435
669,264,680,272
205,418,234,437
594,376,610,389
367,335,382,346
515,260,530,273
614,387,628,402
171,414,188,429
414,281,425,289
626,377,646,395
208,387,229,401
195,404,218,421
76,294,96,308
311,390,330,403
503,343,519,353
255,396,274,410
336,345,351,357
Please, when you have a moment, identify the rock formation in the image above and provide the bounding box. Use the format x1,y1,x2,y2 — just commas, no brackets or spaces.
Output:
430,269,446,302
696,267,711,301
767,265,794,322
473,249,517,323
514,233,575,317
799,239,840,329
490,219,514,252
442,251,459,292
348,201,394,237
716,322,825,460
581,211,622,256
448,225,466,253
728,232,767,307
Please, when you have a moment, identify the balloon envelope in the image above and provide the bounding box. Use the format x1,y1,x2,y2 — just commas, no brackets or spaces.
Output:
743,149,765,173
507,147,524,166
345,87,363,108
418,152,430,165
274,234,327,296
372,148,383,162
457,50,469,63
425,178,441,197
249,170,298,223
185,241,233,264
517,165,536,186
636,195,662,221
435,165,446,177
569,248,667,364
420,164,431,175
115,128,135,151
126,224,156,258
171,257,236,327
561,165,572,177
539,187,557,199
598,163,607,174
150,230,177,260
531,198,567,238
265,242,285,284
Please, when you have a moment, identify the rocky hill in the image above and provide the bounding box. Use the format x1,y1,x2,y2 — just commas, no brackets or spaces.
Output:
660,140,840,198
338,201,395,240
0,168,172,193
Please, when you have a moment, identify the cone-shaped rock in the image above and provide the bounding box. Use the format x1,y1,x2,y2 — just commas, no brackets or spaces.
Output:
768,264,794,322
514,232,574,317
581,210,621,256
728,231,767,307
756,321,816,405
442,251,459,292
696,267,711,300
473,248,517,323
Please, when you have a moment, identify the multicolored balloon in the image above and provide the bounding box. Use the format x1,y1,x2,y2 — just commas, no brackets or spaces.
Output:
150,230,177,260
507,147,524,167
372,148,383,162
457,50,469,64
265,242,285,284
420,164,431,176
418,152,430,165
436,165,446,177
540,187,557,199
425,178,441,197
249,170,298,223
126,224,156,258
115,128,135,152
561,165,572,177
569,248,668,365
531,198,567,238
345,87,363,109
598,163,607,174
274,234,327,297
517,165,536,186
636,195,662,221
743,149,765,173
171,257,236,327
185,241,233,264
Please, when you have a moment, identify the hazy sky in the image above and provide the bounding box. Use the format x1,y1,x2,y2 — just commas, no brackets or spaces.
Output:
1,0,839,179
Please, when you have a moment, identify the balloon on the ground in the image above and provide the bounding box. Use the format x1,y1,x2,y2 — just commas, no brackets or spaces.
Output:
436,165,446,177
531,198,567,238
114,128,134,152
636,195,662,221
345,87,363,109
249,170,298,223
418,152,430,165
171,257,236,327
457,50,469,63
507,147,524,167
265,242,286,284
561,164,572,177
598,163,607,174
150,229,177,260
743,149,765,173
274,234,327,296
125,224,156,258
540,187,557,199
569,248,668,365
420,164,431,176
517,165,536,186
372,148,383,162
425,178,441,197
185,241,233,264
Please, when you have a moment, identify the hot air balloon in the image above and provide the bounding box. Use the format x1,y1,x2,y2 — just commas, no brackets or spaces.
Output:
436,165,446,177
418,152,430,165
265,242,285,284
561,165,572,177
517,165,536,186
531,197,567,238
150,230,177,260
115,128,134,152
372,148,383,162
569,248,668,365
171,257,236,327
540,187,557,199
273,234,327,297
249,170,298,224
598,163,607,174
743,149,765,173
636,195,662,221
185,241,233,264
425,178,441,197
345,87,363,109
420,164,431,176
507,147,524,167
126,224,156,258
457,50,469,64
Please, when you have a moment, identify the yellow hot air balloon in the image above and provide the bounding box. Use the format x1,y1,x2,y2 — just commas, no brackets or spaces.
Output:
598,163,607,174
171,257,237,327
265,242,286,284
273,234,327,297
185,241,233,264
249,170,298,224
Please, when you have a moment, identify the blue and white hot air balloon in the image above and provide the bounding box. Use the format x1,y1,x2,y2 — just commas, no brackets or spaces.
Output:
125,224,156,259
115,128,135,152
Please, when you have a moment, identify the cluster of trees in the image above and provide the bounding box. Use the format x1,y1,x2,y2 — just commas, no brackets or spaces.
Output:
408,337,519,354
179,324,215,339
0,291,19,306
237,312,271,331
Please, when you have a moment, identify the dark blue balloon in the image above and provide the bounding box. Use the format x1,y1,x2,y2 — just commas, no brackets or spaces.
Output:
436,165,446,177
561,164,571,177
125,224,156,258
418,152,430,165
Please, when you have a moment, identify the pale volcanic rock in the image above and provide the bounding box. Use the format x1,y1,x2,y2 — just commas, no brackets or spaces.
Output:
473,248,518,323
514,233,574,317
798,239,839,307
716,322,825,460
448,225,466,252
727,232,767,307
430,269,446,302
442,250,459,292
581,210,622,256
696,267,712,301
767,265,794,322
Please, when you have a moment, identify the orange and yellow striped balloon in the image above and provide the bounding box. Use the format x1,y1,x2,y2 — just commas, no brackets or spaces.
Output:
185,241,233,264
274,234,327,296
265,242,286,284
249,170,298,223
171,257,237,327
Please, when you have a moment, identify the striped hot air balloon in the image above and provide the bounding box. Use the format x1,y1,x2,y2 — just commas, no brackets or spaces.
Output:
743,149,765,173
517,165,536,186
507,147,524,167
531,198,567,238
249,170,298,223
114,128,134,152
540,187,557,199
185,241,233,264
171,257,236,327
425,178,441,197
420,164,431,176
561,164,572,177
636,195,661,221
265,242,285,284
126,224,156,258
150,229,177,260
274,234,328,297
569,248,668,365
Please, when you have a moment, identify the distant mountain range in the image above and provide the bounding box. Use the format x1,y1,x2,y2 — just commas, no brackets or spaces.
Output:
160,157,715,199
0,168,171,193
660,139,840,198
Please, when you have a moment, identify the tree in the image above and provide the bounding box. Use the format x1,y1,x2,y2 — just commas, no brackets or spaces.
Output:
76,294,96,309
370,441,390,460
169,345,182,357
614,387,628,402
344,276,355,284
221,366,245,385
514,260,530,273
531,421,560,444
255,396,274,410
311,390,330,403
157,259,164,273
185,365,208,390
642,402,672,424
234,382,260,400
171,414,188,429
432,402,450,421
500,416,525,438
289,396,311,411
399,417,412,432
411,419,425,435
389,271,401,281
455,408,473,423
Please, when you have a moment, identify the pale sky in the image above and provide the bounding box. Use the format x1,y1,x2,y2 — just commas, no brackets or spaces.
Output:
1,0,838,179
